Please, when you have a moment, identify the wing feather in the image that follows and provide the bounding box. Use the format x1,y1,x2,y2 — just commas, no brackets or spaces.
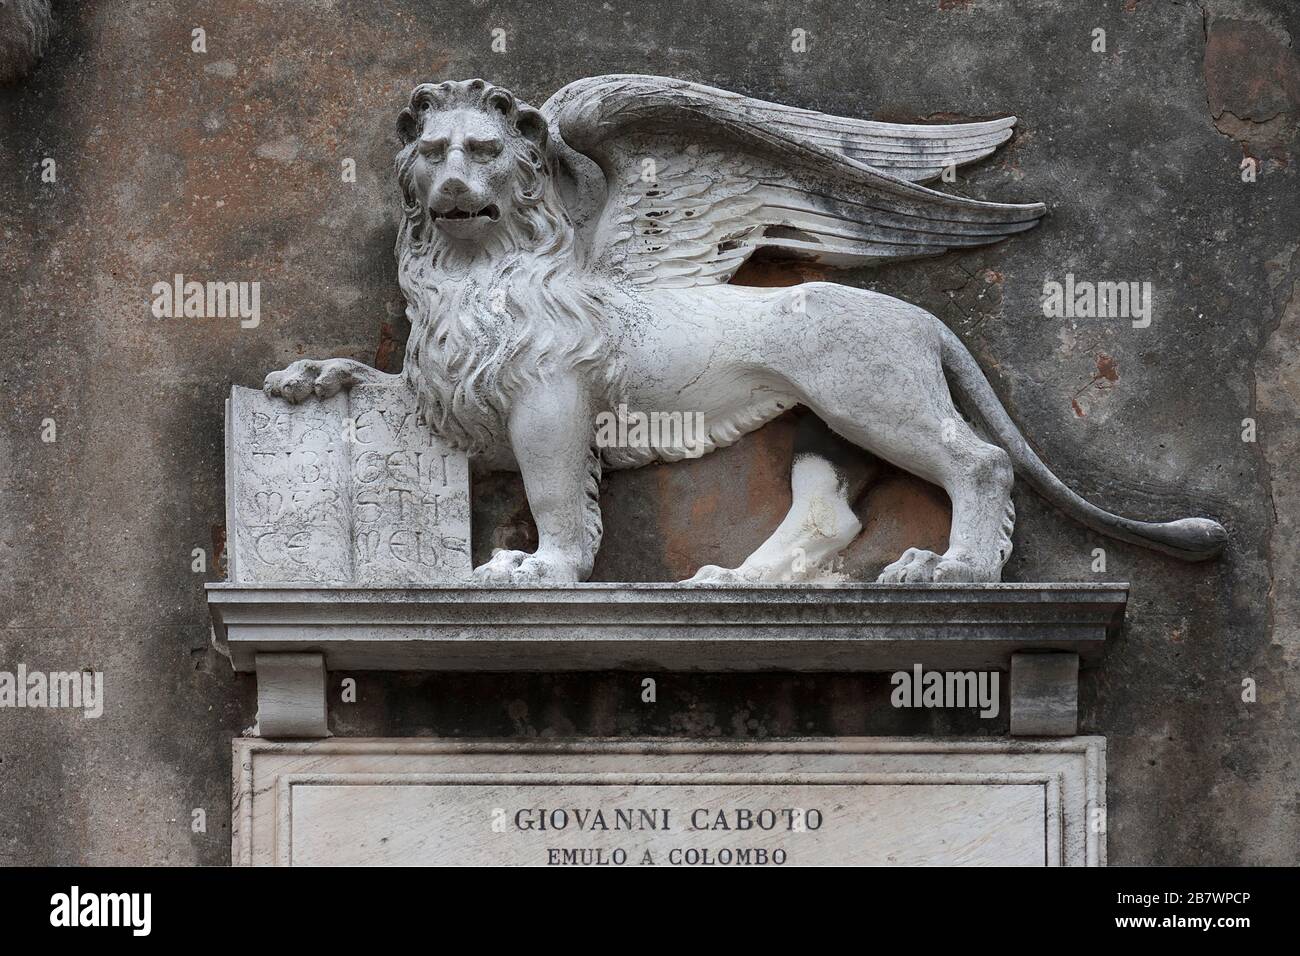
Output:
542,75,1044,287
747,105,1018,181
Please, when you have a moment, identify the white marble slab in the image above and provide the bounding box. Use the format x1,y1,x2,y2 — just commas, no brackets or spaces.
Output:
233,738,1106,866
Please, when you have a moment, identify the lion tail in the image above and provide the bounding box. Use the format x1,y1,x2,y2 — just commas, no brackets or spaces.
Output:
938,325,1228,561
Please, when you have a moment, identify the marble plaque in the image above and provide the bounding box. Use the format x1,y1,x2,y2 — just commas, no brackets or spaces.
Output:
225,384,471,585
233,738,1106,866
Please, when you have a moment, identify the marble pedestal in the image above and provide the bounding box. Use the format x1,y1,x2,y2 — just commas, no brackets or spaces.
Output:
214,583,1119,865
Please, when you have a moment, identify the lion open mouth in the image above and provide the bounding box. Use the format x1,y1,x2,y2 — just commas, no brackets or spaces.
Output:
433,204,500,222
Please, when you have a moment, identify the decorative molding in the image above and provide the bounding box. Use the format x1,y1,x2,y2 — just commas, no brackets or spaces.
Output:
209,581,1126,672
212,583,1122,738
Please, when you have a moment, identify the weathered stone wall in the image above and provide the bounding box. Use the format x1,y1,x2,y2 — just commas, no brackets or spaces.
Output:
1,0,1296,864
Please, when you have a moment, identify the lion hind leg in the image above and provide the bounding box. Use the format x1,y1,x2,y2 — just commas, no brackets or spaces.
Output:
875,429,1015,584
684,453,862,584
801,376,1015,583
934,436,1015,582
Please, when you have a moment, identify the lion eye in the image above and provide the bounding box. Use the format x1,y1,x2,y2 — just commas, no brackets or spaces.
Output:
418,136,448,161
466,137,503,161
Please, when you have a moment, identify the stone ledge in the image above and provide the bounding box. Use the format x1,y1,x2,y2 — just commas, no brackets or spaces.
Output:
208,582,1126,673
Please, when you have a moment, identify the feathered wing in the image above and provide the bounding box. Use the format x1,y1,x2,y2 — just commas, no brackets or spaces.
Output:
737,97,1020,184
541,74,1045,288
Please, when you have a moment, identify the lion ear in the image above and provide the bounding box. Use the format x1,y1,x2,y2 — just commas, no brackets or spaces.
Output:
397,106,422,145
516,107,549,150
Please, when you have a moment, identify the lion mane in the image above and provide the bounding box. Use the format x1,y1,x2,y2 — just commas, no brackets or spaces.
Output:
393,79,622,460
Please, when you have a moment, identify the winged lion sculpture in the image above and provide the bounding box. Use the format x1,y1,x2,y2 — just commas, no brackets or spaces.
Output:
263,75,1227,584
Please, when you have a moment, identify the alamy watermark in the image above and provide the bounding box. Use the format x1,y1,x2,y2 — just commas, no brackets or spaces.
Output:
891,664,1000,718
1041,273,1152,328
50,886,150,936
0,665,103,718
594,403,708,455
151,273,261,328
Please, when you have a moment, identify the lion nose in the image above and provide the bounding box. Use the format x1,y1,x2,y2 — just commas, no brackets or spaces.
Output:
439,174,469,198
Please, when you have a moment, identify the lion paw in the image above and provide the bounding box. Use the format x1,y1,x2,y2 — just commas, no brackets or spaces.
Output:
263,359,352,403
878,548,943,583
682,564,752,585
683,557,852,585
877,548,997,583
472,549,529,584
472,549,580,585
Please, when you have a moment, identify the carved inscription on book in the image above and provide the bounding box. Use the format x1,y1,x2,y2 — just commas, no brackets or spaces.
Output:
225,384,471,585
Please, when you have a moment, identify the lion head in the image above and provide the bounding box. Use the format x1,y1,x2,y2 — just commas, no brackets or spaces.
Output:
395,79,563,257
391,79,620,459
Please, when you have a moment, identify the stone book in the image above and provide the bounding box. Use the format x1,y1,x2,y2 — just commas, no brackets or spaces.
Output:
225,383,471,585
